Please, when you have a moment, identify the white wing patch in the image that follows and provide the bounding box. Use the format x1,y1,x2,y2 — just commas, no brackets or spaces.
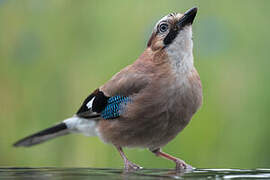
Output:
86,97,95,109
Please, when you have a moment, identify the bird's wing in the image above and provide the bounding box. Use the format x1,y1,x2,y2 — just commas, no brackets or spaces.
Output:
76,65,150,119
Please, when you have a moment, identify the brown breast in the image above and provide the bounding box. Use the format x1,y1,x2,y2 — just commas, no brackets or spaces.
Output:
97,66,202,150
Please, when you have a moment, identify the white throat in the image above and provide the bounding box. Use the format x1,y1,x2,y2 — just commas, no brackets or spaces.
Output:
166,27,194,75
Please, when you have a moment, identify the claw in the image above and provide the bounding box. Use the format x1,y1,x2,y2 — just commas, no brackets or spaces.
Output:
175,159,193,171
151,148,194,171
116,146,142,171
124,160,142,171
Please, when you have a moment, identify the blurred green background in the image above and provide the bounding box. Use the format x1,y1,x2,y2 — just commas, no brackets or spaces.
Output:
0,0,270,169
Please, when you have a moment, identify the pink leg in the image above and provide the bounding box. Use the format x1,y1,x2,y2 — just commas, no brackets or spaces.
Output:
116,146,142,171
152,148,193,171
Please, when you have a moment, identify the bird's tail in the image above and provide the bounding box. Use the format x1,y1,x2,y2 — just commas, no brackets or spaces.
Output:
13,123,69,147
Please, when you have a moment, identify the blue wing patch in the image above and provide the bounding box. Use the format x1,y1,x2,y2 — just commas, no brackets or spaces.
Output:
101,96,131,119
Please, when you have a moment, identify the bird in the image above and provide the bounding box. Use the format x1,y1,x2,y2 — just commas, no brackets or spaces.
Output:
14,7,202,171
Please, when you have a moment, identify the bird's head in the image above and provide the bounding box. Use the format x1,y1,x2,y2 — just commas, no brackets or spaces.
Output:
147,7,197,56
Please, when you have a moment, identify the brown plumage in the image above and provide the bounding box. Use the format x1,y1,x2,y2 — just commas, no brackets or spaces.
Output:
14,7,202,171
99,50,202,151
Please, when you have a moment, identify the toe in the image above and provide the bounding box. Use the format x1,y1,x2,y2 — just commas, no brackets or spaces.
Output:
175,159,193,171
124,161,142,171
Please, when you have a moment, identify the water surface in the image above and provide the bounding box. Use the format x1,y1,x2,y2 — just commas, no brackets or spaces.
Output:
1,167,270,179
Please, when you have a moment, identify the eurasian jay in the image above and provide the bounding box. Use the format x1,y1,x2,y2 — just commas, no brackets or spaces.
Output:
14,7,202,171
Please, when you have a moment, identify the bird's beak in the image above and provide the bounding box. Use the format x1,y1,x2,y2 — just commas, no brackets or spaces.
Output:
177,7,198,28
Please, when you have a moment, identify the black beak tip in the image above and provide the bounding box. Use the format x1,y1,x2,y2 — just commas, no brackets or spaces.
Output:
184,7,198,24
185,7,198,15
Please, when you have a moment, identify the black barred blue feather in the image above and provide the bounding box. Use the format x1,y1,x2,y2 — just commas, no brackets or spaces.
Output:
76,89,131,119
101,96,131,119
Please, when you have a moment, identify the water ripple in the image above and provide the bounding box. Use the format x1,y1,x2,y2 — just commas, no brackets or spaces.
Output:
0,167,270,179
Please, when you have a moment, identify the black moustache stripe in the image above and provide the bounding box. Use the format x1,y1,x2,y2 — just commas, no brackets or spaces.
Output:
163,28,179,46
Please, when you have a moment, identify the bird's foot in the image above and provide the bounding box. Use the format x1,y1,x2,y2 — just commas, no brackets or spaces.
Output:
175,159,194,171
124,160,142,171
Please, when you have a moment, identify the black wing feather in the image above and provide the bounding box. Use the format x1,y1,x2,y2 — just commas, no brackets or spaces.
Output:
76,89,109,118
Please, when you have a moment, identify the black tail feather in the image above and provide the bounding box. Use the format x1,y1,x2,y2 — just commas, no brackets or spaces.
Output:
13,123,69,147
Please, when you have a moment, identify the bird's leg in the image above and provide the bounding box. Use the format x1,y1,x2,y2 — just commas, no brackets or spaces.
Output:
151,148,193,171
116,146,142,171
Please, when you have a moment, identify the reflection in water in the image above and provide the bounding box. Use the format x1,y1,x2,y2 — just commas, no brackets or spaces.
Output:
0,168,270,179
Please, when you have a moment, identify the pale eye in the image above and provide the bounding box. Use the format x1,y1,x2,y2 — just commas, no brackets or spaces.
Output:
159,23,169,33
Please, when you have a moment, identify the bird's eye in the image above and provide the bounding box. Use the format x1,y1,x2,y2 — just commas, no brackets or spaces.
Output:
159,23,169,33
